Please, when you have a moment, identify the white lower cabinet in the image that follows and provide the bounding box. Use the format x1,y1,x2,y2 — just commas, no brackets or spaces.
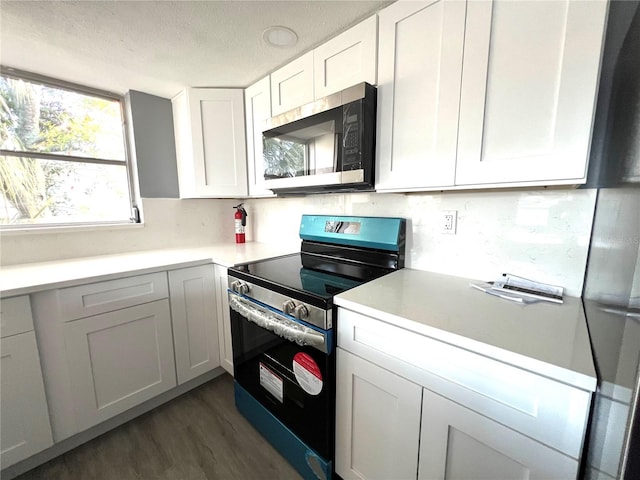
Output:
63,300,177,432
418,389,578,480
335,348,422,480
214,264,233,375
336,349,581,480
336,307,589,480
5,264,227,470
32,267,225,443
0,332,53,468
33,272,177,440
169,265,220,383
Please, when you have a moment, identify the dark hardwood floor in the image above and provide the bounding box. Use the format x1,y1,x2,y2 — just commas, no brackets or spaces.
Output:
15,374,302,480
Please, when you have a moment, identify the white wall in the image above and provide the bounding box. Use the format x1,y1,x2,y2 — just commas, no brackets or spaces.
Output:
0,198,237,265
244,188,597,297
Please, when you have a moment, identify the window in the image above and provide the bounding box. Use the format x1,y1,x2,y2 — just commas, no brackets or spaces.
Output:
0,68,138,228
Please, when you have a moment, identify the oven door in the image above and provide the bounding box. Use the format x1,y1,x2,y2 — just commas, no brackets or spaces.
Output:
229,292,334,460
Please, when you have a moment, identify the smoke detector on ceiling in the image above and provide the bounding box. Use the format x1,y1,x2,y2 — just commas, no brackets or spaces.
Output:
263,26,298,48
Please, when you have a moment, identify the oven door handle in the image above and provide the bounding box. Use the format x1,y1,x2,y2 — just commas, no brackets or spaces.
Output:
229,294,328,353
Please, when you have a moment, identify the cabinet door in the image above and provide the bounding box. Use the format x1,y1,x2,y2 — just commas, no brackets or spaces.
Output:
0,332,53,468
335,348,422,480
0,296,33,338
313,15,377,98
169,265,220,384
455,0,607,186
376,0,465,191
419,388,579,480
173,88,248,197
214,264,233,375
270,51,314,115
63,300,177,432
245,77,275,197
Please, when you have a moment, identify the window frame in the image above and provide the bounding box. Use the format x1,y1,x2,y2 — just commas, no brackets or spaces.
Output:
0,66,140,230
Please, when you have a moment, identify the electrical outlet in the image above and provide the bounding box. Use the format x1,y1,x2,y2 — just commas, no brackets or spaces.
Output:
442,210,457,234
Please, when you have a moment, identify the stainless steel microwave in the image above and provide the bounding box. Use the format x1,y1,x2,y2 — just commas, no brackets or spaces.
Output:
261,82,376,195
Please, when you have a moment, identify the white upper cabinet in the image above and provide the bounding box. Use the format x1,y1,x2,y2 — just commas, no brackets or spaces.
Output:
376,0,466,191
270,52,314,116
455,0,608,186
375,0,607,191
270,16,378,117
314,15,378,98
245,76,274,197
172,88,248,198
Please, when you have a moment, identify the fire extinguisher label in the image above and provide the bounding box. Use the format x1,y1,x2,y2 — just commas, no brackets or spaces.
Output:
235,219,245,234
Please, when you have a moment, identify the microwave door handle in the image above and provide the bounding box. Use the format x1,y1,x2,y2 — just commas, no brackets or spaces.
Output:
229,294,327,352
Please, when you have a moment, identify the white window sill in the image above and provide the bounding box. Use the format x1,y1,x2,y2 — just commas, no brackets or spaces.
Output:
0,222,145,236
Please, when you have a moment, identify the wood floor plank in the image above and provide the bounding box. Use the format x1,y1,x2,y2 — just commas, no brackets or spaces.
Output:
15,374,302,480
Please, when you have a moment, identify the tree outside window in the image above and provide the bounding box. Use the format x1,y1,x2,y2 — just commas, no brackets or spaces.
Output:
0,70,136,227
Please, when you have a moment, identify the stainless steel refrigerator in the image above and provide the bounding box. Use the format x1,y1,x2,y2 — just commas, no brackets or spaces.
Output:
582,1,640,478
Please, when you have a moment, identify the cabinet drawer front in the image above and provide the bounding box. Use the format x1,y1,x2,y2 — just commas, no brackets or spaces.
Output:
58,272,169,320
338,308,591,458
0,295,34,338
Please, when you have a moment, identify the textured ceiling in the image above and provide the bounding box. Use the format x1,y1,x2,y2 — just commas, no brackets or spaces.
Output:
0,0,390,99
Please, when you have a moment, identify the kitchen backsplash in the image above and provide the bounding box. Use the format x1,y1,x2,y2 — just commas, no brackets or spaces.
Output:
1,189,596,297
0,198,237,266
244,188,597,297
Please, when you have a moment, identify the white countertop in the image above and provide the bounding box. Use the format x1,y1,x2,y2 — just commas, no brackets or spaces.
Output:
335,269,597,392
0,242,296,297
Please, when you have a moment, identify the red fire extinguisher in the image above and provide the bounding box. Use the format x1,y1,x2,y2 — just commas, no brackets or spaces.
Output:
234,203,247,244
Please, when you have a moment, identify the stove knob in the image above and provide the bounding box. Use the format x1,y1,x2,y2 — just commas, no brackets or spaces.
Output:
283,300,296,315
231,281,249,295
294,304,309,320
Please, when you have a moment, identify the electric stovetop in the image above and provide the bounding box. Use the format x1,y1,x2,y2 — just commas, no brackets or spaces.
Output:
229,252,392,305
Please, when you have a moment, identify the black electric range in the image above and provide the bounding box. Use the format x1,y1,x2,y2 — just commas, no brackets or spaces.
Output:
228,215,406,480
